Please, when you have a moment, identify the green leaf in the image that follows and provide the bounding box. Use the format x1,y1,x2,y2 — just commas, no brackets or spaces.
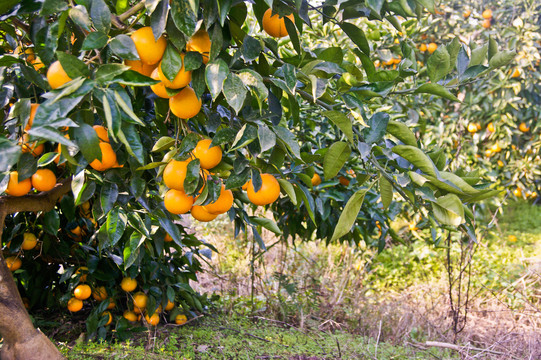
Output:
469,44,487,67
273,126,301,160
250,217,282,235
427,46,450,82
183,159,200,195
150,0,168,40
90,0,111,35
171,0,197,37
43,210,60,235
331,187,370,241
488,50,516,68
379,175,393,209
242,35,262,62
414,83,459,102
56,52,90,78
106,208,127,246
322,110,354,144
0,138,22,172
277,179,297,206
118,124,144,165
69,6,92,32
205,59,229,100
488,36,498,60
184,51,202,71
124,232,145,269
323,141,351,180
340,22,370,55
101,182,119,214
114,90,144,126
161,43,183,81
152,137,176,152
238,69,268,108
109,35,140,60
392,145,439,177
229,124,257,151
386,120,417,146
112,70,159,86
432,194,465,226
284,17,301,54
73,123,101,163
81,31,108,51
223,73,247,114
258,124,276,152
364,112,389,144
41,0,68,16
446,37,460,67
95,64,129,84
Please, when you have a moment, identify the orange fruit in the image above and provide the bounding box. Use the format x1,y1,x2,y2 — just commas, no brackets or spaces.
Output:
74,284,92,300
262,8,294,38
92,286,108,301
93,125,110,142
163,160,190,191
107,298,116,309
246,173,281,206
76,266,88,282
427,43,437,54
102,311,113,326
6,256,22,271
175,314,187,325
485,149,492,157
186,29,212,64
419,43,427,52
507,235,517,242
339,176,350,186
518,123,530,132
203,185,233,214
486,122,495,132
22,232,38,250
164,189,194,214
164,233,173,242
5,171,32,197
31,169,57,192
191,205,218,222
47,60,72,89
145,312,160,326
67,297,83,312
121,277,138,292
169,87,202,119
192,139,222,169
89,142,117,171
25,103,39,131
130,27,167,65
150,67,171,98
123,310,138,322
125,59,155,76
463,10,471,18
164,300,175,311
511,68,521,78
513,187,522,197
133,292,148,310
158,54,191,89
482,19,491,28
482,9,492,19
497,160,504,167
20,134,44,157
311,173,322,186
467,123,478,133
491,143,501,153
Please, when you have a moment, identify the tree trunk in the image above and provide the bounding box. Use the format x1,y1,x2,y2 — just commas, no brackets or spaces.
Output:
0,179,71,360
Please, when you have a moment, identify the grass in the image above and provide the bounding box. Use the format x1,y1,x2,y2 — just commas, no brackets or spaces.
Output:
60,314,457,359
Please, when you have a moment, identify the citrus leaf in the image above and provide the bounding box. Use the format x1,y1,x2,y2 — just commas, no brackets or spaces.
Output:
331,187,370,241
323,141,351,180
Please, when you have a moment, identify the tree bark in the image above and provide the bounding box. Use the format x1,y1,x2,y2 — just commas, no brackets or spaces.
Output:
0,178,71,360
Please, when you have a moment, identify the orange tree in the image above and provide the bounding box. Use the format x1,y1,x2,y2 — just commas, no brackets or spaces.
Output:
0,0,515,358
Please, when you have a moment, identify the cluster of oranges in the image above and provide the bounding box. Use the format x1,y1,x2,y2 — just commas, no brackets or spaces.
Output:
4,232,39,272
5,169,57,197
67,275,187,327
481,9,493,29
418,42,438,54
88,125,120,171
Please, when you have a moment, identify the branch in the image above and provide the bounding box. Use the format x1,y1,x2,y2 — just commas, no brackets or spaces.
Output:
111,1,146,29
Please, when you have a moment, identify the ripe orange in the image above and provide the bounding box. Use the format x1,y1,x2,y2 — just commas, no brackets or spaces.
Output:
89,142,117,171
497,160,504,167
20,134,44,156
93,125,109,142
262,9,294,38
150,67,171,98
158,54,191,89
74,284,91,300
131,27,167,65
25,103,39,131
102,311,113,326
419,43,427,52
133,292,148,311
486,122,495,132
203,185,233,214
175,314,187,325
92,286,108,301
106,298,116,310
427,43,437,54
47,60,72,89
76,266,88,282
191,205,218,222
507,235,517,242
145,312,160,326
121,277,138,292
22,232,38,250
164,233,173,242
6,256,22,271
123,310,138,322
463,10,471,18
513,187,522,197
164,300,175,311
164,189,194,214
482,19,491,28
482,9,492,19
491,143,501,153
246,173,281,206
518,123,530,132
6,171,32,197
467,123,478,133
192,139,222,169
169,87,202,119
125,59,155,76
476,123,482,131
339,176,350,186
511,68,521,78
311,173,322,186
31,169,57,192
67,297,83,312
163,160,190,191
485,149,492,157
186,29,211,64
